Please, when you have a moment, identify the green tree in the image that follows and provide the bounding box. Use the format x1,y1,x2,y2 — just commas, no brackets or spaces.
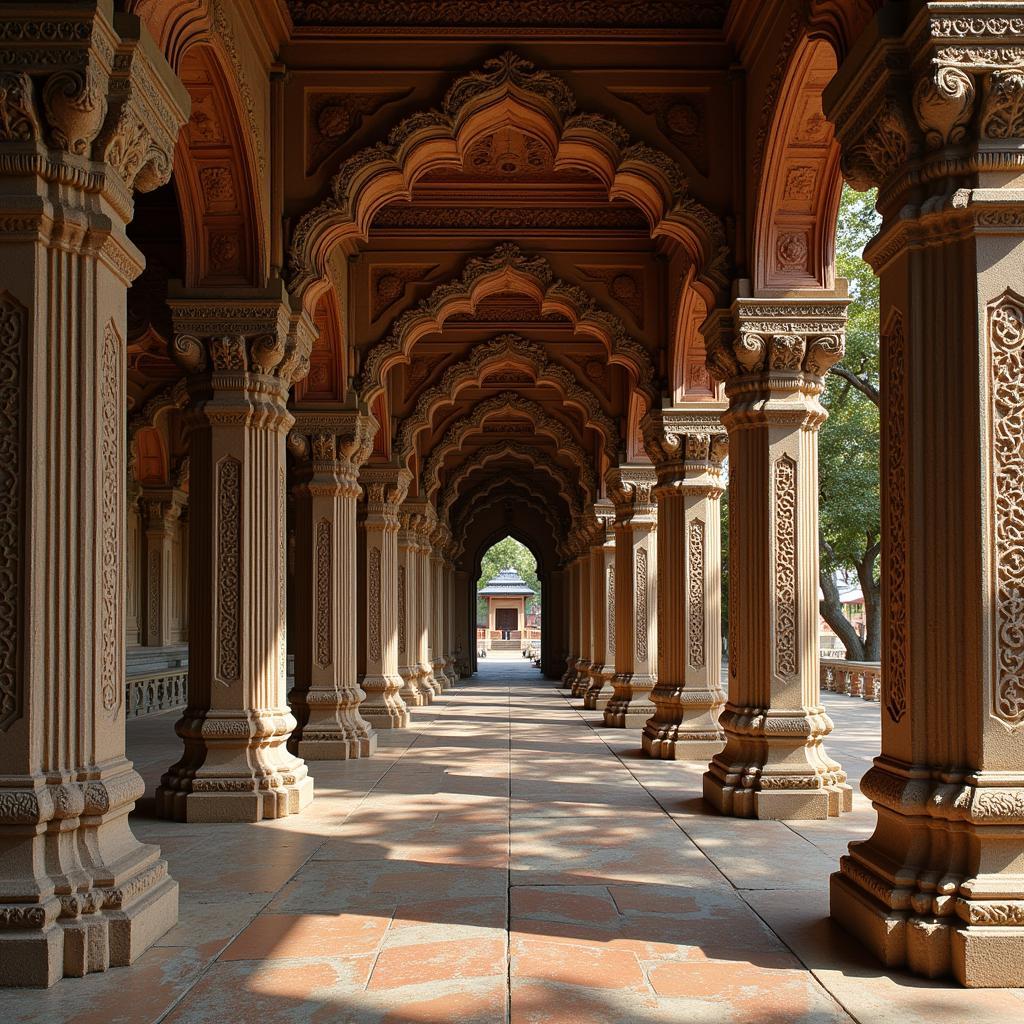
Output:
819,185,882,661
476,536,541,625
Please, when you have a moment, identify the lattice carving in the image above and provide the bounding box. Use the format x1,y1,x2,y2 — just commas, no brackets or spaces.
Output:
315,518,332,667
100,322,121,715
147,549,160,640
0,295,23,730
216,457,241,684
636,546,648,662
989,293,1024,725
397,564,406,655
773,455,797,679
368,545,381,662
279,467,287,680
688,519,705,669
607,566,615,658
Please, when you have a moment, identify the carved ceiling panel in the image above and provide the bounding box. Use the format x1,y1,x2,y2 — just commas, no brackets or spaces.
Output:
306,89,414,174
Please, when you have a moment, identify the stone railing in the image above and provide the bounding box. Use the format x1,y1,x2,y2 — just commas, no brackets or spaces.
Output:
126,668,188,718
820,659,881,702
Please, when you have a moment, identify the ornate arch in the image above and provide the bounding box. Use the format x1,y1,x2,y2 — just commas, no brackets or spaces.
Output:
421,392,596,502
439,442,582,522
287,52,728,310
359,243,658,407
455,489,565,563
394,333,620,469
671,271,717,403
128,379,188,483
453,475,566,542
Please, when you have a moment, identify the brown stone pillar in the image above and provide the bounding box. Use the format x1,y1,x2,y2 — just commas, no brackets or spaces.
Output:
443,552,459,686
702,297,851,820
429,523,450,690
396,507,430,707
453,568,470,676
583,503,617,711
0,9,188,985
823,7,1024,986
560,555,580,688
157,290,316,823
358,464,412,729
641,409,728,760
603,466,658,728
287,408,379,758
413,506,441,695
571,526,595,697
139,489,186,648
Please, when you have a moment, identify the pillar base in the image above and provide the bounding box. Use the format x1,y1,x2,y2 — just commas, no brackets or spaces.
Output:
399,668,430,707
443,659,458,687
603,674,656,728
582,666,614,710
431,660,450,692
295,731,378,760
560,657,578,689
641,684,725,760
641,726,724,761
156,710,315,822
418,665,441,696
702,766,851,820
570,660,592,697
359,674,410,728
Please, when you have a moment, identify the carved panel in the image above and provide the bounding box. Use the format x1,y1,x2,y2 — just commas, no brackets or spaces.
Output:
147,548,161,640
0,296,23,730
216,457,241,684
607,566,615,658
370,264,437,322
610,91,707,173
578,265,644,326
883,311,908,724
306,89,413,174
688,519,705,669
279,468,287,680
316,518,332,667
368,545,381,663
989,294,1024,725
100,322,121,715
371,203,648,231
199,165,237,213
397,564,406,655
773,455,797,679
636,546,648,662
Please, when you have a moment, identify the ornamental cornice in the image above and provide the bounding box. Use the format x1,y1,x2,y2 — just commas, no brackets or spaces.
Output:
359,464,412,513
641,407,729,484
289,406,379,474
605,464,658,518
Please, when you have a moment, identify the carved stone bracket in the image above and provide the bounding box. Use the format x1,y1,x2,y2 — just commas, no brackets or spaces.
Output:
605,464,658,522
641,406,728,492
289,402,379,493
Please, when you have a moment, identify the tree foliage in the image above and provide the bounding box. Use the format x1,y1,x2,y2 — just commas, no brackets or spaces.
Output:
475,536,541,624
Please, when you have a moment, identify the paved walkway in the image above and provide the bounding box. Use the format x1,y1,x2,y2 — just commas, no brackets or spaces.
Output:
8,659,1024,1022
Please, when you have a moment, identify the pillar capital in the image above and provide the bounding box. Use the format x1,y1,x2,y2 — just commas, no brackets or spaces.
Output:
605,464,658,522
359,463,412,527
641,406,729,493
289,402,378,496
139,486,186,530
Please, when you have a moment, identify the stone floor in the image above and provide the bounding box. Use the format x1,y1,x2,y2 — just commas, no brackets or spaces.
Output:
8,658,1024,1023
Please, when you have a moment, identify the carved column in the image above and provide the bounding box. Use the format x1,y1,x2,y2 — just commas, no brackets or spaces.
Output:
560,553,580,688
571,528,594,697
603,466,658,728
641,409,728,760
702,297,850,819
287,407,379,759
157,291,315,823
583,502,617,711
139,489,186,648
412,505,440,696
822,7,1024,986
429,523,450,691
0,8,189,985
358,464,412,728
443,548,459,686
396,505,430,707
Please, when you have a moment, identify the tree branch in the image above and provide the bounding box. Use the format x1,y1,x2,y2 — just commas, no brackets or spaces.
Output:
831,363,881,407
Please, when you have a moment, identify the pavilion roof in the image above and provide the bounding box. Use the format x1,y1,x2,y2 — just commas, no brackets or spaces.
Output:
478,566,536,596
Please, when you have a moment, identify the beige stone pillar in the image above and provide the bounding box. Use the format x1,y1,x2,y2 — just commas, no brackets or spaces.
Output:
641,409,728,760
572,524,596,697
287,407,379,758
560,555,580,688
443,551,458,686
396,505,430,707
702,297,850,820
429,523,449,690
583,502,617,710
453,568,469,676
358,464,412,728
139,489,186,648
603,466,658,728
157,290,315,822
413,505,440,695
0,8,189,984
822,7,1024,986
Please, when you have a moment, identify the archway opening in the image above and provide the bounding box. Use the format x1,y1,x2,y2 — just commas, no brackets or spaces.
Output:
474,536,543,669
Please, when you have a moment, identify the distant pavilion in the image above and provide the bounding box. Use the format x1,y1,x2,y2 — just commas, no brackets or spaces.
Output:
478,567,536,651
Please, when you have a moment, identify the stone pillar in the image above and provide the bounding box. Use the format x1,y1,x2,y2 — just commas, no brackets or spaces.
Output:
702,296,850,820
443,552,459,685
571,530,594,697
287,407,379,759
583,502,617,711
429,523,449,690
560,555,579,688
396,507,430,707
139,489,186,648
822,7,1024,986
157,290,316,822
603,466,658,728
453,568,469,676
0,8,189,984
641,409,728,760
412,506,441,695
358,464,412,729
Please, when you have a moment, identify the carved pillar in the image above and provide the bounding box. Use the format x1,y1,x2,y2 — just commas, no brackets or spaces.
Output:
157,291,315,822
287,407,378,759
641,409,728,760
571,529,594,697
139,489,186,648
126,483,143,647
583,502,617,710
358,464,412,728
822,7,1024,986
443,549,458,686
429,523,449,691
453,568,469,677
702,296,850,820
0,8,189,985
603,466,658,728
396,508,429,707
560,554,580,688
412,505,440,695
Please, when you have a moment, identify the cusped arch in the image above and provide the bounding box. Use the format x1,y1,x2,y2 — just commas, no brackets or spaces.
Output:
452,474,570,552
287,52,728,311
440,442,582,522
457,493,564,565
421,392,596,503
359,244,658,409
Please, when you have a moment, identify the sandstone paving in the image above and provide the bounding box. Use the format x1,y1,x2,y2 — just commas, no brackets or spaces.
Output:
6,657,1024,1022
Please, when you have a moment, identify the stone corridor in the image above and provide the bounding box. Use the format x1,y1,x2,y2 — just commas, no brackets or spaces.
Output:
3,659,1021,1024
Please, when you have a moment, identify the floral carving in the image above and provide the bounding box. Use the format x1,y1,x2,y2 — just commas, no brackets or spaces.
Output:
776,232,809,272
773,455,797,679
442,51,575,120
883,311,908,724
989,294,1024,725
100,322,120,715
607,566,615,657
0,72,40,141
216,457,241,684
147,549,160,640
688,520,705,669
368,545,381,663
397,564,406,655
982,71,1024,139
636,546,648,662
0,296,24,730
316,519,332,668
